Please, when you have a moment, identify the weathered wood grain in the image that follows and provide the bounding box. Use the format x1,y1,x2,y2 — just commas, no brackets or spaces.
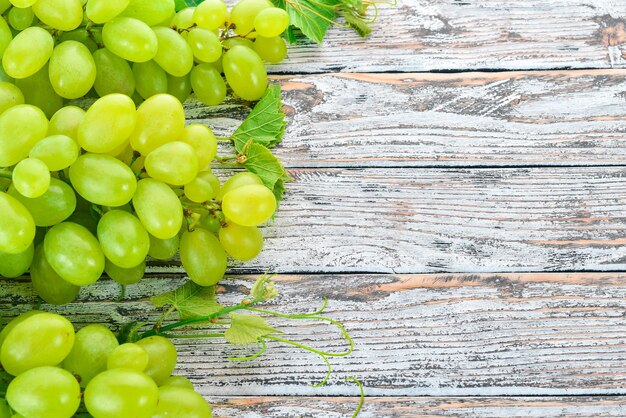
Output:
3,273,626,396
186,70,626,168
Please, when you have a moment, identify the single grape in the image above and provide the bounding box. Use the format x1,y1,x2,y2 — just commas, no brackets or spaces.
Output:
105,258,145,285
0,191,35,254
62,324,119,387
14,64,63,118
194,0,227,30
171,7,195,31
217,171,262,200
0,81,23,115
0,0,9,12
0,242,33,278
0,15,12,56
133,60,168,99
7,6,33,31
129,94,185,155
2,27,54,79
43,222,105,286
97,210,150,268
58,29,98,53
102,17,158,63
166,73,192,103
12,157,50,198
9,0,36,7
69,153,137,206
219,222,263,260
135,336,177,385
222,37,255,50
48,105,85,140
253,36,288,63
187,28,222,63
180,228,227,286
144,141,199,186
152,26,194,77
78,94,136,153
179,124,218,170
120,0,175,26
230,0,272,34
152,386,213,418
190,63,226,106
29,134,79,171
132,178,183,239
184,171,219,202
107,343,149,371
7,178,76,227
32,0,83,31
160,375,195,389
148,233,179,260
48,41,97,99
223,45,267,101
30,244,80,305
86,0,130,24
254,8,289,37
222,184,277,226
93,48,136,97
200,212,222,233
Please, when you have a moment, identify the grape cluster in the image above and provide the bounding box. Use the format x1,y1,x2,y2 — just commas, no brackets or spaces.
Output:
0,93,278,303
0,0,290,117
0,311,212,418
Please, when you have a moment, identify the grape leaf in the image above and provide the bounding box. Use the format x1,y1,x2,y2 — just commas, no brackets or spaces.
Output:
232,85,286,152
242,142,293,202
224,313,281,346
151,281,224,320
176,0,203,11
273,0,337,44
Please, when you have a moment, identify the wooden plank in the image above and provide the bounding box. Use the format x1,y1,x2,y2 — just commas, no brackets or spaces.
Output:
209,396,626,417
187,71,626,168
3,273,626,396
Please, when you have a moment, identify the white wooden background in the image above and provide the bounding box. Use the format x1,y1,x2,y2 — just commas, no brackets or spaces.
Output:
4,0,626,416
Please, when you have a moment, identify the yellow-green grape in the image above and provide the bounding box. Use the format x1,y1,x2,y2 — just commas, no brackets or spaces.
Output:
107,343,149,371
120,0,175,26
187,28,222,63
58,29,98,53
7,6,33,30
0,16,12,56
0,81,23,114
8,0,36,7
222,184,276,226
6,367,81,418
0,242,33,278
184,171,218,203
78,94,137,153
102,17,158,63
129,94,185,155
97,210,150,268
69,153,137,206
253,36,288,63
222,37,254,50
179,124,217,170
148,233,179,260
62,324,119,387
152,26,194,77
152,386,213,418
84,369,159,418
2,27,54,79
254,7,289,37
145,141,199,186
160,375,195,389
223,45,267,101
86,0,130,24
0,66,12,83
180,228,227,286
12,158,50,198
93,48,136,97
30,244,80,305
32,0,83,30
133,60,168,99
105,258,145,285
7,178,76,227
0,104,48,167
217,171,262,200
133,178,183,239
193,0,227,30
219,222,263,260
14,64,63,118
0,397,10,418
48,106,85,140
171,7,195,30
166,73,191,103
29,135,79,171
230,0,271,34
190,63,226,106
48,41,97,99
0,312,75,375
135,336,177,385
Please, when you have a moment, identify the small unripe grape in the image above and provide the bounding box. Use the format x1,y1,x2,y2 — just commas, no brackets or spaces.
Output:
12,158,50,198
7,6,33,31
133,60,168,99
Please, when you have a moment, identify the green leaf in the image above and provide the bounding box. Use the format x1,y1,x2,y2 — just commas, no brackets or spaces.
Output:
343,9,372,37
176,0,204,11
224,313,281,346
250,274,279,301
273,0,338,44
242,143,293,202
151,281,224,320
232,85,286,152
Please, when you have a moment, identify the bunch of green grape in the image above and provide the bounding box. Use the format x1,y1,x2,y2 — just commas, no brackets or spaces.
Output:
0,0,290,117
0,310,213,418
0,92,278,304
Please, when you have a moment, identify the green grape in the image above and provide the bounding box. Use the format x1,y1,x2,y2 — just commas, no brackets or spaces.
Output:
58,29,98,53
160,375,195,389
62,324,119,387
7,6,33,31
152,386,213,418
6,366,81,418
0,398,10,418
69,153,137,206
222,184,276,226
102,17,158,63
135,336,177,385
129,94,185,155
190,63,226,106
133,60,168,99
0,81,23,115
0,311,40,348
187,28,222,63
43,222,105,286
171,7,195,30
217,171,262,200
166,73,192,103
194,0,227,30
253,36,287,63
0,242,33,278
2,27,54,79
29,135,79,171
152,26,194,77
97,210,150,268
105,258,145,285
14,65,63,118
32,0,83,31
84,369,159,418
12,158,50,198
78,94,136,153
107,343,149,371
0,16,11,57
223,45,267,101
180,124,218,170
133,179,183,239
144,141,199,185
86,0,130,24
48,41,96,99
148,233,179,260
254,7,289,37
222,37,255,50
180,228,227,286
184,171,219,203
200,212,222,233
120,0,175,26
219,222,263,260
0,312,75,376
48,106,85,140
230,0,271,34
93,48,135,97
0,192,35,254
0,0,10,13
66,208,98,235
8,0,36,7
0,65,13,83
7,178,76,227
30,244,80,305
